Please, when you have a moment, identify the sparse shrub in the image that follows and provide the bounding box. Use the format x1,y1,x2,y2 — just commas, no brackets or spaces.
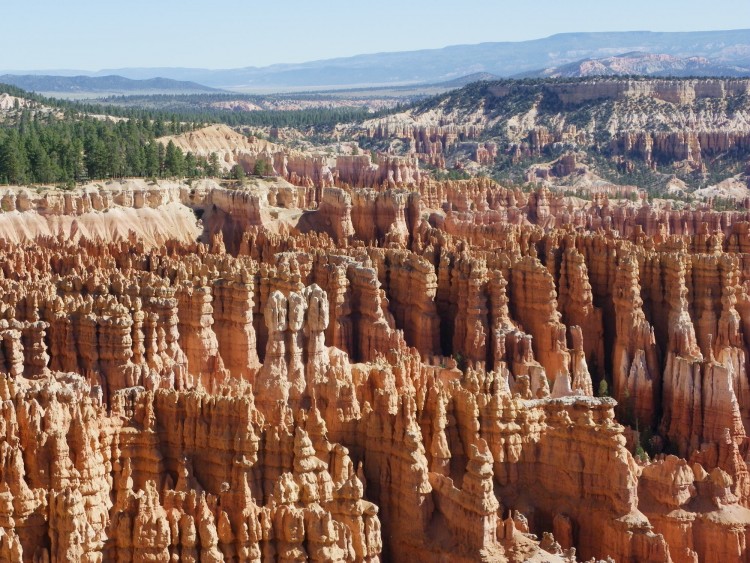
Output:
253,160,271,177
230,164,246,183
598,379,609,397
453,352,467,371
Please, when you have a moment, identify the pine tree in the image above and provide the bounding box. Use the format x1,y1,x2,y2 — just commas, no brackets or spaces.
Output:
230,164,246,182
157,142,166,177
84,136,109,179
164,141,185,177
0,132,28,184
207,153,221,177
144,141,159,178
253,159,270,176
184,152,198,178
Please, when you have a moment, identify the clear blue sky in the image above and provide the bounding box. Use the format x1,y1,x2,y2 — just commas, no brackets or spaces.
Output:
3,0,749,70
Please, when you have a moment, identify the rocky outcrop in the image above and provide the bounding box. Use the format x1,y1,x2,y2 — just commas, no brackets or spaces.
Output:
639,454,750,563
176,279,228,391
336,154,422,188
510,256,571,386
355,121,480,166
212,264,261,383
473,142,498,166
558,247,605,379
531,78,750,106
358,78,750,180
162,125,423,191
4,175,750,562
612,252,660,427
368,249,440,358
317,188,355,243
0,182,201,247
350,189,418,245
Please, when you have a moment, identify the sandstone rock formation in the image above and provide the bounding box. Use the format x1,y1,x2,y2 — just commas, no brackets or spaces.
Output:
161,125,422,191
4,172,750,562
353,78,750,189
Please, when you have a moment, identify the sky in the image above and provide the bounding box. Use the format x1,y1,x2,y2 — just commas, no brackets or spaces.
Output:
2,0,749,71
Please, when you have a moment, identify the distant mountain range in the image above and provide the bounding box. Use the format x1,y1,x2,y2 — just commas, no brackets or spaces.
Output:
434,72,501,88
519,52,750,78
3,30,750,92
0,74,222,95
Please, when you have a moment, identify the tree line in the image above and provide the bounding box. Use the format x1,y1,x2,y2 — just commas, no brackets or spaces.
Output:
1,82,385,130
64,96,379,129
30,87,390,130
0,82,397,185
0,110,226,185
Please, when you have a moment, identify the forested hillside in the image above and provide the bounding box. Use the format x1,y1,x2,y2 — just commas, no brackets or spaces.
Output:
0,84,377,184
0,116,221,184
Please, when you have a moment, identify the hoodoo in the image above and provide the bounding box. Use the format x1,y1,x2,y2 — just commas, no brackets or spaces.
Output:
3,44,750,561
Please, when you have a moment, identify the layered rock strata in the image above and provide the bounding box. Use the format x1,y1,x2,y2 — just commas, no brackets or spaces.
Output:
3,177,750,562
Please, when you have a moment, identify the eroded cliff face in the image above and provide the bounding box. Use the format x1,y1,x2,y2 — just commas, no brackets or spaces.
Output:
160,125,422,192
4,177,750,562
353,78,750,183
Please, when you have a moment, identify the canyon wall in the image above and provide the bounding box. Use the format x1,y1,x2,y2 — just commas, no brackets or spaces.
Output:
3,177,750,561
161,125,422,192
353,78,750,180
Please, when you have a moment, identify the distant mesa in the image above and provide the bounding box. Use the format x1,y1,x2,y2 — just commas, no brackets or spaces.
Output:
518,51,750,78
431,72,501,88
0,74,221,95
4,29,750,91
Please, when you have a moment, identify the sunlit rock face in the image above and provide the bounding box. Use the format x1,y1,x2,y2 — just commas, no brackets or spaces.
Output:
4,175,750,562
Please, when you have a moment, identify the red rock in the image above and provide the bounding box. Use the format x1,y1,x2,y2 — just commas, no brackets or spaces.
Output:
4,174,750,561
